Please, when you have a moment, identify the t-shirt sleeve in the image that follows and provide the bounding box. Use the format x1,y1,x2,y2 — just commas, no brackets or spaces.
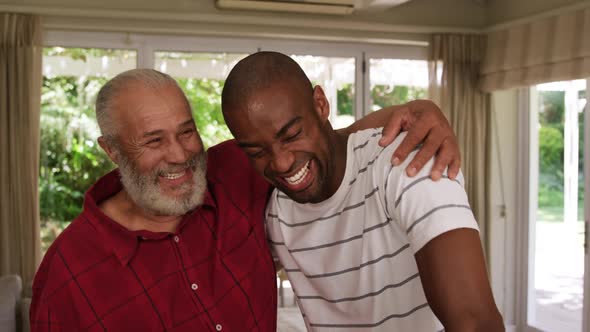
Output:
378,136,479,253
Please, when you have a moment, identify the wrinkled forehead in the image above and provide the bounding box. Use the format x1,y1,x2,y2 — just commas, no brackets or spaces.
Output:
113,83,193,132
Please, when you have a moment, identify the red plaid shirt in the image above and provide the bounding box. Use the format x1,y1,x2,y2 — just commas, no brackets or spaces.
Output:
31,140,277,332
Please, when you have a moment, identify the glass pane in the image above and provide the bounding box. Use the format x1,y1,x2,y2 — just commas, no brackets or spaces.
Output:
369,59,428,111
529,79,586,332
289,55,356,129
155,52,248,148
40,47,137,253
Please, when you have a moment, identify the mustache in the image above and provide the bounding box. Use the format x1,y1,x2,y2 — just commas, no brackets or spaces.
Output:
155,154,200,176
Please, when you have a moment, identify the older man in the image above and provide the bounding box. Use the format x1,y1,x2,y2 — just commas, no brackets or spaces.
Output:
31,68,459,331
222,52,504,331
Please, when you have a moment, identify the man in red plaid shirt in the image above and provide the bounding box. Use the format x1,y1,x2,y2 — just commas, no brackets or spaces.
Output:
30,68,460,331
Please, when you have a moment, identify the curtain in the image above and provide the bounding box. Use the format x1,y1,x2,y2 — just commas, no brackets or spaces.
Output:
0,12,42,288
481,6,590,92
428,34,491,255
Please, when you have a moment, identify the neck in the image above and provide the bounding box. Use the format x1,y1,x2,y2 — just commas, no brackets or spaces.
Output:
324,129,349,199
104,189,183,233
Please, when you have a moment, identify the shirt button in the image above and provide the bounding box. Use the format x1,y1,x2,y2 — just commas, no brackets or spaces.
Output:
215,324,222,331
191,283,198,290
174,236,179,243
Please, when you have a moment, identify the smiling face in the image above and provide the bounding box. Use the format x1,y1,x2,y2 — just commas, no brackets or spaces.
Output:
101,82,207,216
225,82,340,204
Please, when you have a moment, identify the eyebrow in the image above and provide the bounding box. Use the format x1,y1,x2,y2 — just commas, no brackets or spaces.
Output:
275,116,302,138
142,119,195,137
178,119,196,129
237,116,302,149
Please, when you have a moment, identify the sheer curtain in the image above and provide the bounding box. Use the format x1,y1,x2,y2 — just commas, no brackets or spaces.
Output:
428,34,491,255
0,12,42,287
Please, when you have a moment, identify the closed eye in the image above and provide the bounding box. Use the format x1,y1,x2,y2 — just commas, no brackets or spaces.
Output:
181,128,195,136
247,149,266,159
284,130,302,142
145,137,162,145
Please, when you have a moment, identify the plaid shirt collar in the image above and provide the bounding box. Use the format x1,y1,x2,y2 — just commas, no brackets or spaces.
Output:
82,169,216,266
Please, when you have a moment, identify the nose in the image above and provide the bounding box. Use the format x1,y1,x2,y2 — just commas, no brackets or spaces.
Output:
166,138,189,164
270,147,295,175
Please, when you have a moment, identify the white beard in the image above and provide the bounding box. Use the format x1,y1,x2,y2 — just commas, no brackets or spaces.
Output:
118,151,207,216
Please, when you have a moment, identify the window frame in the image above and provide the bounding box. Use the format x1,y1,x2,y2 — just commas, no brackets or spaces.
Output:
44,30,429,120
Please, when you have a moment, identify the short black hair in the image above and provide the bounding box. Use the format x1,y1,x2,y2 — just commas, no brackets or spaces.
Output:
221,51,313,116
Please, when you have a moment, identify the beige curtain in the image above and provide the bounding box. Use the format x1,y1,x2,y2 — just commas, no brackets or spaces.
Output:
0,13,42,287
428,34,491,255
481,5,590,92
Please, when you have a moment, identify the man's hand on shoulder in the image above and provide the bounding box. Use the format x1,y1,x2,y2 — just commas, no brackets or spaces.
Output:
379,100,460,181
341,99,460,181
415,228,504,332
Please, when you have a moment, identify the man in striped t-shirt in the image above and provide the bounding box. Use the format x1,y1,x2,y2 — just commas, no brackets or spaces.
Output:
222,52,504,331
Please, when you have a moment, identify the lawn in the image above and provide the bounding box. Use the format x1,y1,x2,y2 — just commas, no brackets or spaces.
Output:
537,204,585,223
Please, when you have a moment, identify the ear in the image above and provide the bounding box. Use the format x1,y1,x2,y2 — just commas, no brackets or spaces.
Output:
312,85,330,122
98,136,121,165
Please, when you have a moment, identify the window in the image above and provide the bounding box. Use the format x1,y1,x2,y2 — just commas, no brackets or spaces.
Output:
368,59,428,111
289,55,356,129
524,79,587,332
155,51,249,147
40,47,136,252
40,32,428,254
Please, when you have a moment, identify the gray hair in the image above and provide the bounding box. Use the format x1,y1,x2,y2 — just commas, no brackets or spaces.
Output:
95,68,182,140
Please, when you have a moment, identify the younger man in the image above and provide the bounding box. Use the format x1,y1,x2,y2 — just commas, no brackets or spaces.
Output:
222,52,504,331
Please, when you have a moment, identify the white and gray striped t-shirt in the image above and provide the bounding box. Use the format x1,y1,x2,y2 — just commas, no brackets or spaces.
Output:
266,128,479,331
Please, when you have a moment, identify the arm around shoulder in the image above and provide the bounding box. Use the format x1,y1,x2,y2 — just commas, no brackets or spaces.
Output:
415,228,504,332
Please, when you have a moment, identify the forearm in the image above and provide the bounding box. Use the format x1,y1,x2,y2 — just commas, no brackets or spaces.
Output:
444,313,505,332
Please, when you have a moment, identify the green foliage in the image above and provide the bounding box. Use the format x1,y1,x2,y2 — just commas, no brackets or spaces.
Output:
371,85,427,110
337,84,354,116
176,78,233,148
536,89,585,217
40,75,116,252
579,93,585,202
40,76,115,223
43,47,135,63
538,126,564,193
336,84,428,116
537,91,565,209
538,91,565,126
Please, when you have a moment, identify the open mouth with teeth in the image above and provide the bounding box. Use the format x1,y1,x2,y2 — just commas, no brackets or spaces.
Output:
279,159,314,192
158,168,193,189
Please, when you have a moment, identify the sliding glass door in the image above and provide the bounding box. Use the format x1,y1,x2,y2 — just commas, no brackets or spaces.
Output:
524,79,589,332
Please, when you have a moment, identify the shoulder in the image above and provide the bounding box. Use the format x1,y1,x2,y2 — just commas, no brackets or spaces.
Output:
348,128,406,163
347,128,407,183
206,139,272,204
207,139,242,162
206,139,242,175
207,139,264,181
32,216,98,302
